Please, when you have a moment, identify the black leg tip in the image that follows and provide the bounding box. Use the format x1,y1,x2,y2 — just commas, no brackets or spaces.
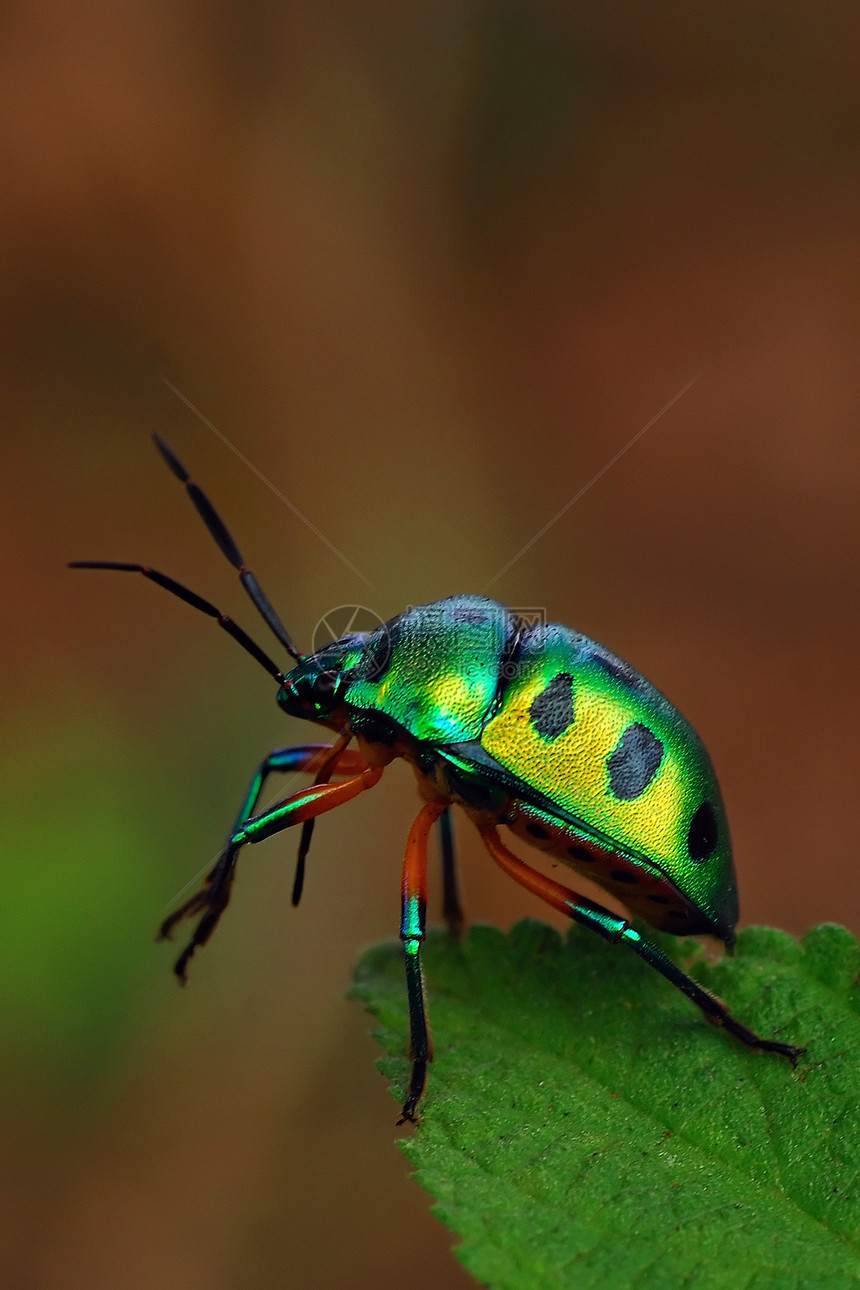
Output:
397,1075,425,1125
173,949,194,985
758,1039,806,1067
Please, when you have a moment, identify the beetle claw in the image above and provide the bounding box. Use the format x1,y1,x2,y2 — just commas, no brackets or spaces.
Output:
157,887,209,942
157,846,238,981
759,1040,806,1068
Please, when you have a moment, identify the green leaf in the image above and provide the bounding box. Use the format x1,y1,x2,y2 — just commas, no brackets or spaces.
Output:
352,921,860,1289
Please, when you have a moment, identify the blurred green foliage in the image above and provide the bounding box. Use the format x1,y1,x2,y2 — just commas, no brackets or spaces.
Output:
0,708,166,1105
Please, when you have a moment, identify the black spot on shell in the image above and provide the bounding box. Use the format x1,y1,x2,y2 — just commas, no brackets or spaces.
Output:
529,672,575,740
568,844,594,862
607,723,664,800
526,821,550,839
648,893,670,905
688,801,719,861
611,869,637,884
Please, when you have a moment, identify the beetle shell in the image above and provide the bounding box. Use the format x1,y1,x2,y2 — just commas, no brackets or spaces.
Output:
280,594,738,943
345,596,511,743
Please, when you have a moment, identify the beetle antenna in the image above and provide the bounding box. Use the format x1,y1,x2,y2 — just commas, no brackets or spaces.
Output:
152,433,305,663
68,561,287,684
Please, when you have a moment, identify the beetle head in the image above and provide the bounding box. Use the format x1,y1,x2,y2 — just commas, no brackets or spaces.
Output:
277,634,369,724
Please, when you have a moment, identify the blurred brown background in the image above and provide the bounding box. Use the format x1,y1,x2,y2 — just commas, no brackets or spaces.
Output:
1,2,858,1286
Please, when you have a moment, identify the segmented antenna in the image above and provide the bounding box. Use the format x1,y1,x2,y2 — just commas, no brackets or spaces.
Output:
152,433,304,663
68,561,286,683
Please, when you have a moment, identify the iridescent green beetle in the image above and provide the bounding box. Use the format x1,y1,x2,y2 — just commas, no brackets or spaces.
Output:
72,437,804,1122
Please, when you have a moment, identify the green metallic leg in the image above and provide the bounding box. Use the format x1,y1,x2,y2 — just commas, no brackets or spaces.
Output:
231,744,347,836
160,743,340,978
233,763,382,847
160,758,381,981
438,807,464,935
574,907,804,1063
399,800,447,1124
478,823,805,1066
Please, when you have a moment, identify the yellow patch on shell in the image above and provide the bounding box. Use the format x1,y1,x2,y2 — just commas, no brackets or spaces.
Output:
482,660,697,871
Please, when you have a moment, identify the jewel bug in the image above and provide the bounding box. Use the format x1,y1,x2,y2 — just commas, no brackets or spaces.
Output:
71,436,804,1123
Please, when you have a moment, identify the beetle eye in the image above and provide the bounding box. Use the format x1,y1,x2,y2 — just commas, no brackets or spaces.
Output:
311,669,340,704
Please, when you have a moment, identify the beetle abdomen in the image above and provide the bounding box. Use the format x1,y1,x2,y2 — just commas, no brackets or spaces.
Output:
480,622,738,940
505,803,720,937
